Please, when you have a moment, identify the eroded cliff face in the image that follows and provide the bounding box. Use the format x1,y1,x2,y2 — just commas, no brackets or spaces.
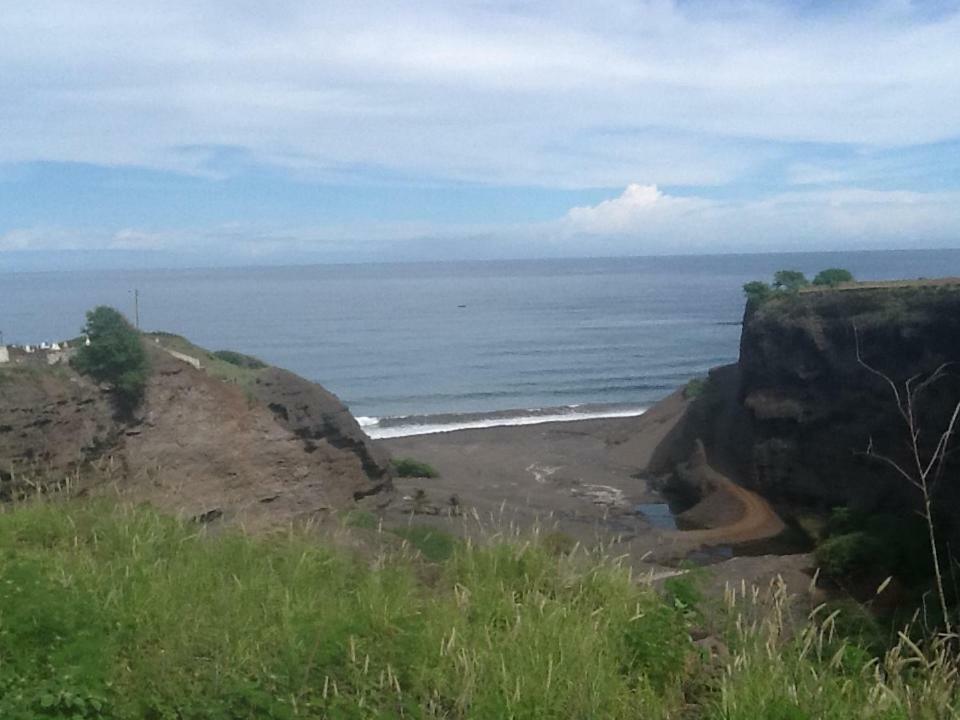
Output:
735,285,960,516
0,367,119,496
0,340,393,526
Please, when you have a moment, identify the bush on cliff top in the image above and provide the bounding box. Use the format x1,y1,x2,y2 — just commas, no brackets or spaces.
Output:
71,306,148,412
813,268,855,287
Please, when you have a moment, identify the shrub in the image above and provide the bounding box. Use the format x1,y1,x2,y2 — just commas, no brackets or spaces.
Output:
392,458,439,478
815,531,884,575
71,306,149,412
813,268,854,287
683,376,708,399
212,349,266,369
820,509,931,583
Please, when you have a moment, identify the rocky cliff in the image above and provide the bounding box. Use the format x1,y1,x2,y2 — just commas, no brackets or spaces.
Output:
735,283,960,517
650,280,960,552
0,336,393,527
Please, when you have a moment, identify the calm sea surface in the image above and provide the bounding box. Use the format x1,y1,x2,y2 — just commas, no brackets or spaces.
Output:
3,250,959,436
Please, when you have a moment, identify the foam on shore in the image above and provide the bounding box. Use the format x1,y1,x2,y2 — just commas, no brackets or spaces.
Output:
358,404,648,439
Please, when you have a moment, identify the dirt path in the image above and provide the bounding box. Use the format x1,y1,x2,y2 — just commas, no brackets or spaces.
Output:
672,459,785,545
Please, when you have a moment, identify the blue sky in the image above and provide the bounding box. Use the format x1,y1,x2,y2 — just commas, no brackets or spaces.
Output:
2,0,959,269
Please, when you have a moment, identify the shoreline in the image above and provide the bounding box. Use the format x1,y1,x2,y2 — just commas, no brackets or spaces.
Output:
375,389,798,576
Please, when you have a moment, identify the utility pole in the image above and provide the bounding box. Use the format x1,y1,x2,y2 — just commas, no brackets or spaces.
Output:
133,289,140,329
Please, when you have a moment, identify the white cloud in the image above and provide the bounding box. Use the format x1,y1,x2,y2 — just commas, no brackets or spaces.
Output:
6,183,960,265
564,184,714,234
0,1,958,187
561,184,960,252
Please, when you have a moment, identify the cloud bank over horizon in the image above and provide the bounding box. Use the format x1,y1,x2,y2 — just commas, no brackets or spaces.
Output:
1,0,959,268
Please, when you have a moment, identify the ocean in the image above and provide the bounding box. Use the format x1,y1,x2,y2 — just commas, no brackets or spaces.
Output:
3,250,959,437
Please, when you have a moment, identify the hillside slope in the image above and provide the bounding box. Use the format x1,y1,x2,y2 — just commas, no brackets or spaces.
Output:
0,336,393,527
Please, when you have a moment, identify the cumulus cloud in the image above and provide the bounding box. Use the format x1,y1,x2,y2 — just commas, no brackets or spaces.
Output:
564,184,714,235
561,184,960,253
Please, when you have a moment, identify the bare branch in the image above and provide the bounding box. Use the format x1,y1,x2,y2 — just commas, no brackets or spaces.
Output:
929,400,960,494
857,448,922,490
853,325,909,423
912,363,955,399
852,322,956,633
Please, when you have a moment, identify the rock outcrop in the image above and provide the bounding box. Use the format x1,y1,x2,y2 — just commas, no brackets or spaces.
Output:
250,367,393,501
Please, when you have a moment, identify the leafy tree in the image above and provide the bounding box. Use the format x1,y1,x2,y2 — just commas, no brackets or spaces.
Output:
772,270,809,293
813,268,854,287
742,280,773,305
72,306,149,412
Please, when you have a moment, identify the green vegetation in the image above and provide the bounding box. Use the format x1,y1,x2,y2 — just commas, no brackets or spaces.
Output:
341,509,458,562
2,499,960,717
772,269,809,292
391,525,458,562
148,333,266,388
212,350,267,369
742,280,773,305
71,307,149,412
341,509,378,530
0,499,957,718
813,268,855,287
815,508,931,584
743,268,854,305
682,376,708,399
815,531,885,576
392,457,440,478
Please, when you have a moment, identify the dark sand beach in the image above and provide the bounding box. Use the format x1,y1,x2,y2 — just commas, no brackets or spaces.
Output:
380,391,804,588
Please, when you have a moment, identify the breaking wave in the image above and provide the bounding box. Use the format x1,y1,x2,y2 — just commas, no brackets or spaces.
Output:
357,403,648,439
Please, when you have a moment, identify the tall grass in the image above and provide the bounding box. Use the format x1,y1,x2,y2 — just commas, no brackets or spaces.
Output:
709,578,959,719
0,499,957,718
0,500,683,719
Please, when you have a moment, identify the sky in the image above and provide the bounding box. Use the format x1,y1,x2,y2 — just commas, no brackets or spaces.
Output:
1,0,959,269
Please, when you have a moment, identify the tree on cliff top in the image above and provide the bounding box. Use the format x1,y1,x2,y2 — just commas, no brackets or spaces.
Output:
742,280,773,305
772,270,809,293
72,306,149,412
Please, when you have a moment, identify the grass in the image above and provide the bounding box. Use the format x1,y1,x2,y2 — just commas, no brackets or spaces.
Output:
147,333,266,389
0,498,957,719
392,458,440,478
341,510,459,562
211,349,267,370
391,525,458,562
